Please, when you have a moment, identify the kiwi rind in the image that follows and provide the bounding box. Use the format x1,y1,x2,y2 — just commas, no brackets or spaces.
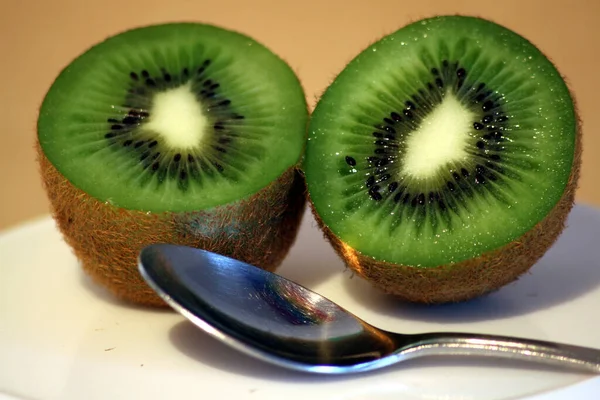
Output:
305,15,582,303
38,142,307,307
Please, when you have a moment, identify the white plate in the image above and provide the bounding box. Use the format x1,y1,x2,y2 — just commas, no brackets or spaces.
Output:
1,204,600,400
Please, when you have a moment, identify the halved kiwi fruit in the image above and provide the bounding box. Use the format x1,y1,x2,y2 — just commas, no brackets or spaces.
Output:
304,15,581,303
37,23,308,307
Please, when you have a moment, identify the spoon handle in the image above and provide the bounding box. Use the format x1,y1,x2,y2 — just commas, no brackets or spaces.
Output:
395,332,600,372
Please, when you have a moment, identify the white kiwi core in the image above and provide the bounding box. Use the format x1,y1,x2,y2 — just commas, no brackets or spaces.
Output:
142,82,209,149
401,94,474,179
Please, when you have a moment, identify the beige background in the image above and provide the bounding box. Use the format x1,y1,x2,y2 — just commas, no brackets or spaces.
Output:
1,0,598,231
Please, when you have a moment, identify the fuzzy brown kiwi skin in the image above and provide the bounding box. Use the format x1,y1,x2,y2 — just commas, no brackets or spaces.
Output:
309,106,582,305
37,141,307,307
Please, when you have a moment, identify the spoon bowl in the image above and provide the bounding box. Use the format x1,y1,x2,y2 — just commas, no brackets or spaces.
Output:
138,243,600,375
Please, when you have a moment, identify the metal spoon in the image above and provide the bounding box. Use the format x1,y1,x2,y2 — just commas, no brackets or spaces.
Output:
137,243,600,375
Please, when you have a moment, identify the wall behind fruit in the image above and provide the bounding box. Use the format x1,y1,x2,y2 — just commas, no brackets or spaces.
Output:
0,0,598,230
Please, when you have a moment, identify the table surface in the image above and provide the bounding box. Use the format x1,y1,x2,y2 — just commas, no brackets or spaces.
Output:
1,0,598,231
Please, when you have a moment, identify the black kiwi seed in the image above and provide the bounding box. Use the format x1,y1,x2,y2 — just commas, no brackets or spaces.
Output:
130,72,139,81
376,158,390,167
379,173,391,182
151,162,160,171
345,156,356,166
173,153,181,162
456,67,466,78
366,175,375,187
482,100,495,111
383,125,396,134
476,140,485,149
438,199,447,212
123,116,138,125
483,115,494,123
473,122,484,130
369,185,382,201
388,181,398,192
123,140,133,147
393,191,403,202
390,112,402,121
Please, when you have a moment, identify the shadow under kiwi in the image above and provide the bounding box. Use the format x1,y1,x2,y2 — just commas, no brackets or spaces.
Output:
276,211,344,289
78,267,173,313
342,204,600,323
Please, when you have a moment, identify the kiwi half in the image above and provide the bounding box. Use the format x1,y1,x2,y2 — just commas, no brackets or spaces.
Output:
304,15,581,303
37,23,308,307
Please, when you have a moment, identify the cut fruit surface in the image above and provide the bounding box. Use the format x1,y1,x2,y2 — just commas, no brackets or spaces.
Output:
38,23,307,212
304,16,578,268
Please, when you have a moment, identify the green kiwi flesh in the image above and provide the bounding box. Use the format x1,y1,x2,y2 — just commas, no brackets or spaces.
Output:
304,15,580,302
37,23,308,306
38,23,307,212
